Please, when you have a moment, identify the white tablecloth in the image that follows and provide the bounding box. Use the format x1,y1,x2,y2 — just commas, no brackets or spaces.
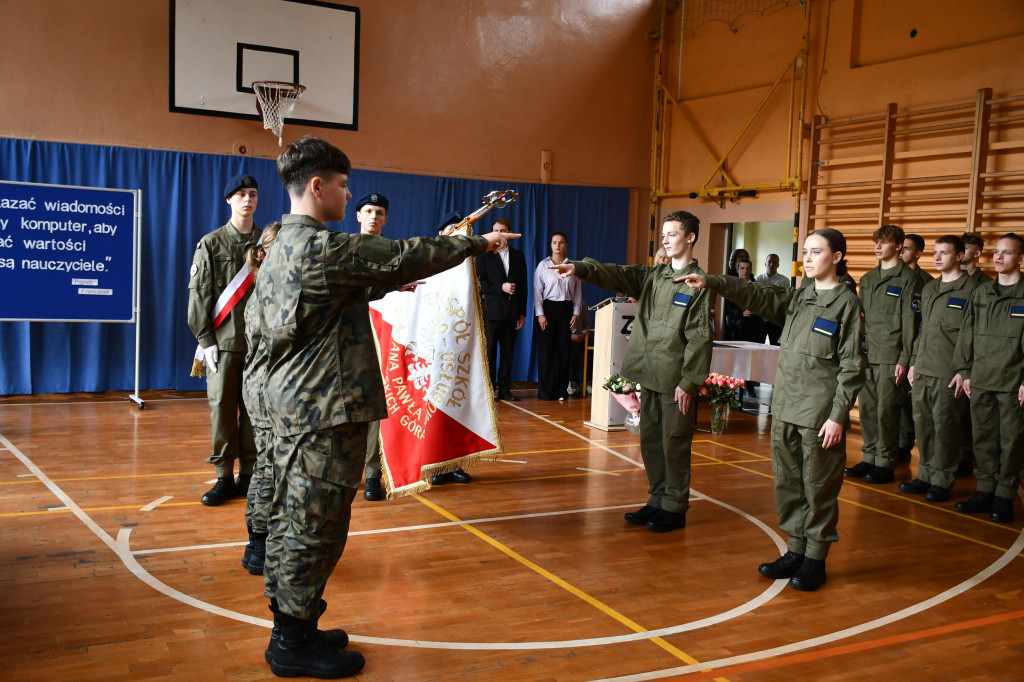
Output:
710,341,780,384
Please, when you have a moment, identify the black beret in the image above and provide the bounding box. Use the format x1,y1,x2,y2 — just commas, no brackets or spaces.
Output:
224,174,258,199
437,210,464,233
355,193,389,213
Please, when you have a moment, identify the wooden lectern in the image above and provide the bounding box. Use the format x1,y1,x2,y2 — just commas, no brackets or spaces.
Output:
585,298,637,431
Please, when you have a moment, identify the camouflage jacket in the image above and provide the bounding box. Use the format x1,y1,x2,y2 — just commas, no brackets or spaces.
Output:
187,221,263,352
256,214,489,436
242,292,270,429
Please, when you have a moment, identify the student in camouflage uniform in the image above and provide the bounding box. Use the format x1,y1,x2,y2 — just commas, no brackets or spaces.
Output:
255,136,518,678
188,174,263,506
548,211,712,534
681,228,865,591
239,222,282,577
951,233,1024,524
899,235,977,503
844,224,921,484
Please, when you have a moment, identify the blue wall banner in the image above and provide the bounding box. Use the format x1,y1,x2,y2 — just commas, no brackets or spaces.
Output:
0,180,138,322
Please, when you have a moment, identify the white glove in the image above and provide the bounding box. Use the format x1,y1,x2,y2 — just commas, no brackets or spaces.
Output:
204,344,219,374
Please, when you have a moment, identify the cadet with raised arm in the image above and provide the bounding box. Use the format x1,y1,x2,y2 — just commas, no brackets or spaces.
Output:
679,228,865,591
549,211,712,533
256,136,518,679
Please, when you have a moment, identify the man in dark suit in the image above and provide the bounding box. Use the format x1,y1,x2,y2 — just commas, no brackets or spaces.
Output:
476,218,528,402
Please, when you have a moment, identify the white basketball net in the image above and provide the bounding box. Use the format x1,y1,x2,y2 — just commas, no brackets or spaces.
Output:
253,81,306,146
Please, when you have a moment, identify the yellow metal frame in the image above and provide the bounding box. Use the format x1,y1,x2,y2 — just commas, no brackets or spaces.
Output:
649,0,811,207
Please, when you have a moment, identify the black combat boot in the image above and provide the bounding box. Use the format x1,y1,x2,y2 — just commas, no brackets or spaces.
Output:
200,476,235,506
789,557,827,591
266,600,350,663
242,523,255,568
266,607,363,678
246,532,268,575
954,491,994,514
758,551,805,579
235,473,252,497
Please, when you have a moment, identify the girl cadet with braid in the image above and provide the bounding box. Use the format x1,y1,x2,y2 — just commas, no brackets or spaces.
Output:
679,228,866,591
239,222,281,577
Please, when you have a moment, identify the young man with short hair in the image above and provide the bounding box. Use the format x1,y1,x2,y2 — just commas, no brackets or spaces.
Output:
951,233,1024,523
900,235,977,502
844,224,922,484
256,136,516,677
547,211,713,533
188,174,263,506
477,217,528,402
961,232,992,283
755,254,788,346
901,233,934,283
355,192,389,502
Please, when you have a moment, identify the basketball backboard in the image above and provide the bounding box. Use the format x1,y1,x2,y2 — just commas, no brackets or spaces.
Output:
170,0,359,130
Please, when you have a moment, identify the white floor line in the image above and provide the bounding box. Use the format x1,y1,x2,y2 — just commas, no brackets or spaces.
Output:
140,495,174,512
503,402,644,469
133,503,649,554
499,459,528,463
3,429,789,650
576,467,620,476
593,495,1024,682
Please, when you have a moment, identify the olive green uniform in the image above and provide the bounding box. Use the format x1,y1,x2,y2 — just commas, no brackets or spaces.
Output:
899,265,934,452
188,222,263,478
953,278,1024,500
957,268,992,467
571,258,712,516
908,274,977,490
256,214,490,619
707,275,865,560
856,261,921,469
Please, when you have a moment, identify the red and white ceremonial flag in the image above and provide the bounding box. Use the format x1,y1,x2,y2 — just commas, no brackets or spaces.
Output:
368,256,504,498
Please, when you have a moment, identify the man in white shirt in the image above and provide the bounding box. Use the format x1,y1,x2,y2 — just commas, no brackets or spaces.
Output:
755,253,789,344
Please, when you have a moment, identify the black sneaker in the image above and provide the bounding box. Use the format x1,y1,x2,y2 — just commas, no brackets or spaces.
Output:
624,505,658,526
758,551,805,579
954,491,994,514
864,466,895,484
844,462,872,478
924,486,951,503
898,479,930,494
200,476,236,506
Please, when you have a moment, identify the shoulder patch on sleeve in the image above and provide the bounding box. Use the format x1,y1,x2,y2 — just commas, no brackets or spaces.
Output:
190,263,198,278
911,292,922,313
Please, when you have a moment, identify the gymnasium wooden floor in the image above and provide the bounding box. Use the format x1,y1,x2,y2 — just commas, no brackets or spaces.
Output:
1,389,1023,681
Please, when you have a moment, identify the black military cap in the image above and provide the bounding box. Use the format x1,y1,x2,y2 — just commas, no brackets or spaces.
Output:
355,193,389,213
224,174,258,199
437,210,464,233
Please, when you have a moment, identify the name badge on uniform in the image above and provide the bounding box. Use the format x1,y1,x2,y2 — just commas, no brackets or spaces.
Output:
885,285,902,298
1011,305,1024,318
812,316,839,337
673,292,692,308
947,297,966,310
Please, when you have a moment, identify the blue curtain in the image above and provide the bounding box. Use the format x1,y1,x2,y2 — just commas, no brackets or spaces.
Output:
0,137,629,394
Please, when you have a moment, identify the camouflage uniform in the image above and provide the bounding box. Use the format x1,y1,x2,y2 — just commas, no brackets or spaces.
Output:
188,222,262,478
706,275,865,560
856,261,921,470
907,274,977,490
256,214,490,619
242,294,274,533
570,258,712,516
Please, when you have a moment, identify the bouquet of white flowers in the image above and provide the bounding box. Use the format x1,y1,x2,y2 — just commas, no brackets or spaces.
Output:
602,374,641,432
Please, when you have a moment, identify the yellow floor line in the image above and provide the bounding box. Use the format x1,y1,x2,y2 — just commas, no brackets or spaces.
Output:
412,492,707,667
0,471,212,486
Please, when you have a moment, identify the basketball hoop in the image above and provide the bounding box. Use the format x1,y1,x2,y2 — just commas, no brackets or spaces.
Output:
252,81,306,146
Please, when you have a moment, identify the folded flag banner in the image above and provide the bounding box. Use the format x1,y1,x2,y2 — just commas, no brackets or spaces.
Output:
368,240,504,498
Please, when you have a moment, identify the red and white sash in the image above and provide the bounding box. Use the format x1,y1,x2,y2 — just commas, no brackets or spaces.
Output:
194,263,255,360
